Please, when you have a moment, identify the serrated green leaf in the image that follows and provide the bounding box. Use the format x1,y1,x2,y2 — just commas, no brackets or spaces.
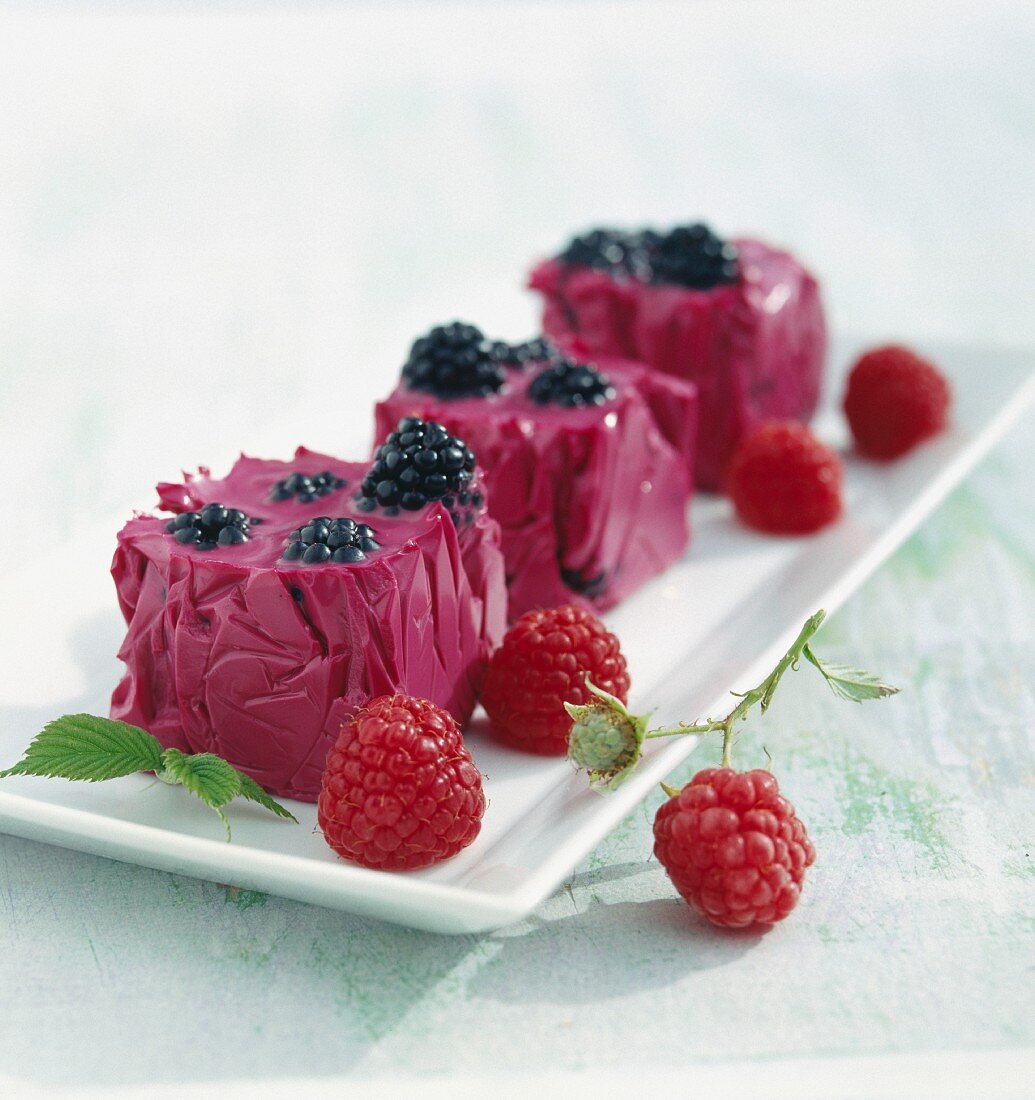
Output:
160,749,242,807
803,645,900,703
159,749,242,841
237,773,298,823
0,714,163,782
2,711,299,843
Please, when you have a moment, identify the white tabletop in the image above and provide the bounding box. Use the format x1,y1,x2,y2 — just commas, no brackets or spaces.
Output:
1,1,1033,1094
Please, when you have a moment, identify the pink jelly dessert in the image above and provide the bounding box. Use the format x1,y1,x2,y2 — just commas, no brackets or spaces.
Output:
375,323,697,619
110,433,506,802
528,224,826,490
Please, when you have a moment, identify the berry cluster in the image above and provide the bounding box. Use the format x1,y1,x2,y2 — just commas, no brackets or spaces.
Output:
318,695,485,871
558,228,654,280
165,503,257,549
481,605,630,755
653,768,816,928
269,470,347,504
357,417,478,519
488,335,558,368
650,223,739,289
402,322,506,399
726,422,843,535
528,359,615,408
282,517,380,565
557,223,740,290
843,345,951,459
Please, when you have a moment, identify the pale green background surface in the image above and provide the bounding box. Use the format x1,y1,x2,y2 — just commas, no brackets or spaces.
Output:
1,0,1033,1091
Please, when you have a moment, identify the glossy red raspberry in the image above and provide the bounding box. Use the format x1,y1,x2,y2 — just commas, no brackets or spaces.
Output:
844,345,951,459
726,421,842,534
653,767,816,928
481,605,630,755
317,695,485,871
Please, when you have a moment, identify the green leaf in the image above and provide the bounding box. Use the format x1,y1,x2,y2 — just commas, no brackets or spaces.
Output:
1,711,299,843
237,773,298,823
159,749,243,841
803,645,901,703
0,714,163,782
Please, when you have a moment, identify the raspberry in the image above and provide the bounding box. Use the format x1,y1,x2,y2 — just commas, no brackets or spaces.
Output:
843,345,951,459
317,695,485,871
726,421,842,534
481,605,630,755
653,767,816,928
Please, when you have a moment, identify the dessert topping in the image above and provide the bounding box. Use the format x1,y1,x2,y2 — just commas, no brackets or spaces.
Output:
269,470,347,504
165,503,258,550
357,417,477,515
403,321,506,398
557,222,740,289
282,517,381,565
488,335,559,368
650,222,740,289
558,227,654,280
528,358,616,408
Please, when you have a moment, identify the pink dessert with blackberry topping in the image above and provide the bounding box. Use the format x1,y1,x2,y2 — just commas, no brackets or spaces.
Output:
529,224,826,490
110,430,505,803
375,322,697,619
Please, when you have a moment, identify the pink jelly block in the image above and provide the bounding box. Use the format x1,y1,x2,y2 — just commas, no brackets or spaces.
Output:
529,238,827,490
110,449,506,802
376,359,696,619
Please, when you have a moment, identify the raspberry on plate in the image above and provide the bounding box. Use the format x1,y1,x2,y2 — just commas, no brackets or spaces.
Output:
843,344,951,459
318,695,485,871
480,605,630,755
653,767,816,928
726,421,842,535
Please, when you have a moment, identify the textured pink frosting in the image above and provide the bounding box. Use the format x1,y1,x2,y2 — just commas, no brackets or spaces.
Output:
110,448,506,802
376,359,696,619
529,237,826,490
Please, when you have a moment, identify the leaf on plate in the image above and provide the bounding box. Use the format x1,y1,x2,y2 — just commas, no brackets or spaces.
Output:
159,749,243,841
2,712,299,843
0,714,164,782
803,645,900,703
237,773,298,823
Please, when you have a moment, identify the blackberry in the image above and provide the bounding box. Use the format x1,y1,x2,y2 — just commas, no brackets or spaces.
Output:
402,322,505,399
624,229,663,281
357,417,477,515
559,228,644,278
557,222,739,288
270,470,347,504
165,503,256,550
650,223,739,289
282,516,381,565
488,336,559,369
528,358,615,408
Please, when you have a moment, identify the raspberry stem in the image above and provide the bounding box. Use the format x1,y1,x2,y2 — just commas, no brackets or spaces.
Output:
567,608,896,791
644,609,828,767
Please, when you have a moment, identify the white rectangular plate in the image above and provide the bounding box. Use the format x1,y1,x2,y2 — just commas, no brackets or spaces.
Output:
1,341,1032,933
